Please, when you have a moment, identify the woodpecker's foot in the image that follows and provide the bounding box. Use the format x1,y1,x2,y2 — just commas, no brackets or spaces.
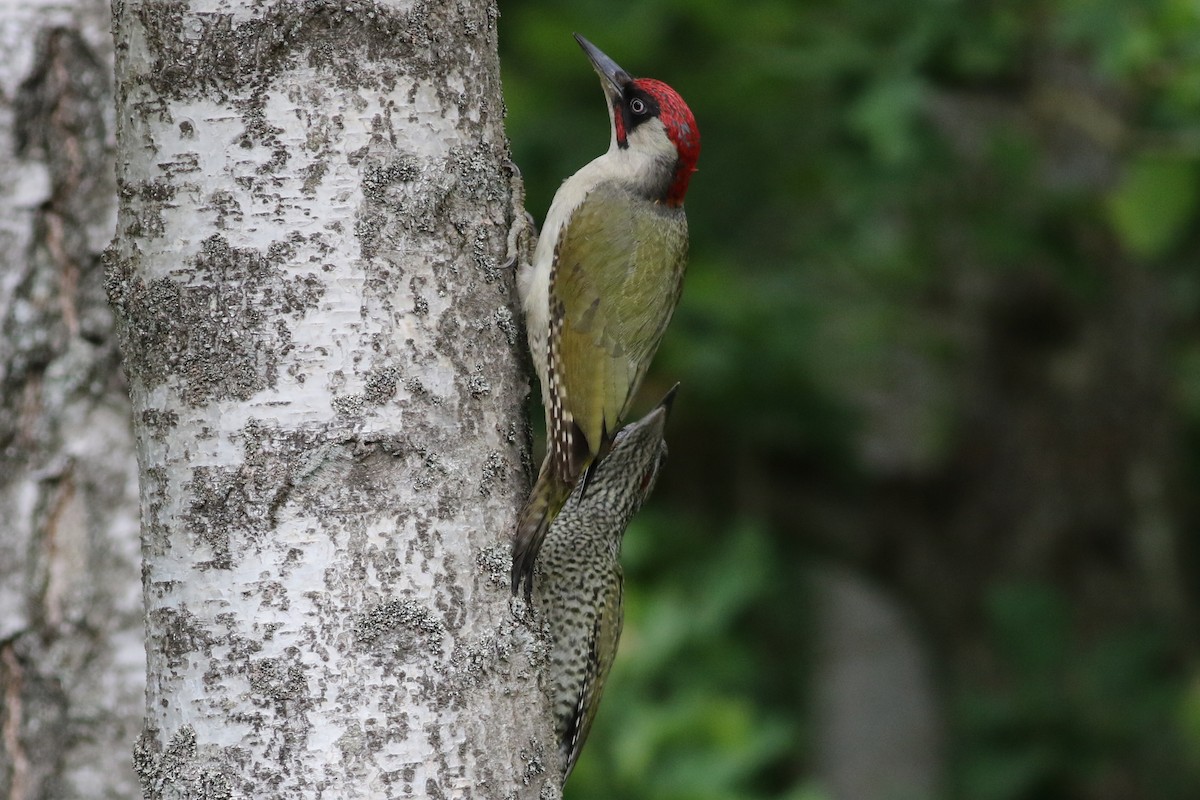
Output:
502,160,537,271
503,211,536,272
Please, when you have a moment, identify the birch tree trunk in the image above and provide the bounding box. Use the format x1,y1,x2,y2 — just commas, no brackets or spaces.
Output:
0,1,143,797
107,1,553,796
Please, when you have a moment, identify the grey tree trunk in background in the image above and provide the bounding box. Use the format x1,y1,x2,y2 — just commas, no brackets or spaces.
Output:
0,0,143,797
107,0,554,796
812,570,943,800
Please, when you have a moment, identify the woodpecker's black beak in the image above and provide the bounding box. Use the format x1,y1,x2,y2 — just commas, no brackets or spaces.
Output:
656,383,680,419
638,383,680,436
632,383,679,444
575,34,631,98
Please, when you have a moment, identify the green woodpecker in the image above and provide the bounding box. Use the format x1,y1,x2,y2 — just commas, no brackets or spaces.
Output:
535,385,675,779
513,34,699,598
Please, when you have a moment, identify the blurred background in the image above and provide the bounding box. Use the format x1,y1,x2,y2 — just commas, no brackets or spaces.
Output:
500,1,1200,798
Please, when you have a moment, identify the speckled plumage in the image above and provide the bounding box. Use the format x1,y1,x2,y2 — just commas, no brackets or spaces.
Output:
534,387,674,780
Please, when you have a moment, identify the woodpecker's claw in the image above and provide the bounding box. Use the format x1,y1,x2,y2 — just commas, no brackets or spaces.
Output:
503,210,536,272
502,161,537,272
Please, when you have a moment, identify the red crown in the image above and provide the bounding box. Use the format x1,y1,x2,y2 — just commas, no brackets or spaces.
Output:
633,78,700,206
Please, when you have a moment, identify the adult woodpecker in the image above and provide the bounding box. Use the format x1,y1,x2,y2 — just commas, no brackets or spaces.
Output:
535,385,676,779
513,34,699,598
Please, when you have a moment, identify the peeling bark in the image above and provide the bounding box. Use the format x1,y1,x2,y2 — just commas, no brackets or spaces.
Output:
108,1,553,796
0,1,143,798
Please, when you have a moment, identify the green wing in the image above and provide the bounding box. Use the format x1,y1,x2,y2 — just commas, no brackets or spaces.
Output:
550,183,688,476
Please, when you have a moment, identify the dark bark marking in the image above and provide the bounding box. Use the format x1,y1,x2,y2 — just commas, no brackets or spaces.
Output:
104,235,324,406
150,607,215,675
133,724,235,800
127,0,501,120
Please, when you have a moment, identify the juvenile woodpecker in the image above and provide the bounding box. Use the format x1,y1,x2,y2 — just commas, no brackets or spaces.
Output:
535,385,676,780
513,34,700,598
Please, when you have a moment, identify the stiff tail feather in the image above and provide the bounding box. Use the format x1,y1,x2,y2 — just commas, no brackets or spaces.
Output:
512,458,576,601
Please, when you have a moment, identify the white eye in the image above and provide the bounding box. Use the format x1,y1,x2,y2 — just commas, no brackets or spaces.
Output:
630,98,647,115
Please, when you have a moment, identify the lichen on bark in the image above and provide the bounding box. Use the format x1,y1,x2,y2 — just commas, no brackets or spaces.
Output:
109,0,554,796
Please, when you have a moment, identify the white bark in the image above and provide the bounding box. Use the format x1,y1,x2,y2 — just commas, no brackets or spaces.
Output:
108,1,554,797
0,1,143,798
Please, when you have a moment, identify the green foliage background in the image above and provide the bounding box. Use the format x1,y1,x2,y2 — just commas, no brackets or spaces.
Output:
500,1,1200,797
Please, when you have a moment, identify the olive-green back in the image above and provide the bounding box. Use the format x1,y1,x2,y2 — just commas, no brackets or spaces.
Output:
550,182,688,477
